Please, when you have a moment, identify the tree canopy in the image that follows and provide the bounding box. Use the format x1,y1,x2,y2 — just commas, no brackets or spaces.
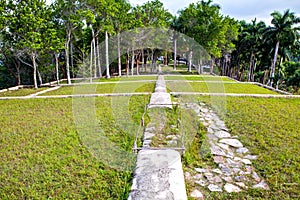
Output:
0,0,299,93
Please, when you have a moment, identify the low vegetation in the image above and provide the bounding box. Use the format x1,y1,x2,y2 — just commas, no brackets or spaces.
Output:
185,96,300,199
0,88,46,97
0,96,149,199
168,82,278,94
40,82,155,96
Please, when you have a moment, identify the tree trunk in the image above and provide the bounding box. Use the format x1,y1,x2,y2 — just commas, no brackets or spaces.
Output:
126,52,129,76
131,50,135,76
142,49,145,72
136,51,140,75
117,33,122,77
188,51,192,72
105,31,110,78
55,52,60,84
70,40,74,78
90,40,93,82
96,37,102,78
270,41,280,86
174,36,177,70
65,30,71,84
31,52,38,89
210,58,214,74
248,51,253,82
91,28,97,78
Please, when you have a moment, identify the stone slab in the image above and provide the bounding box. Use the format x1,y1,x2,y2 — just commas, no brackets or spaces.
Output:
128,149,187,200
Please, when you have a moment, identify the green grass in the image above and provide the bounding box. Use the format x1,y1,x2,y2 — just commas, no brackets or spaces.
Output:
165,76,234,82
167,82,279,94
59,76,158,84
189,96,300,199
40,82,155,96
0,96,149,199
0,88,46,97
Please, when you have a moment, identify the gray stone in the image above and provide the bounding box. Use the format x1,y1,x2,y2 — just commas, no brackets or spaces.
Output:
208,184,222,192
219,139,243,148
217,143,230,150
212,168,222,174
193,174,203,179
195,179,207,187
232,168,241,173
222,176,233,183
214,176,223,183
242,159,252,165
253,180,269,190
234,176,247,182
213,156,224,164
233,157,242,161
195,168,207,173
214,130,231,138
244,155,258,160
252,171,261,182
236,147,249,154
129,149,187,200
224,183,242,193
210,145,227,156
144,132,155,140
190,189,204,199
235,182,247,189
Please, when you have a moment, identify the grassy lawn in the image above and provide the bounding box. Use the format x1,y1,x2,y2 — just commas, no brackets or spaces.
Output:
0,95,149,199
59,76,157,84
165,76,234,82
184,96,300,199
40,82,155,96
167,82,278,94
0,88,46,97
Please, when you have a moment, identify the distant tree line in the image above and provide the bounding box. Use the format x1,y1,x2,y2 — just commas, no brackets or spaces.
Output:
0,0,299,93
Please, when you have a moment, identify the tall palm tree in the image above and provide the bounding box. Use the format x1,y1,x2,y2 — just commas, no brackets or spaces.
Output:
264,9,300,87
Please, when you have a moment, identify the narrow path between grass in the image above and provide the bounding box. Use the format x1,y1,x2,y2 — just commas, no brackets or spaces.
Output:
128,75,188,200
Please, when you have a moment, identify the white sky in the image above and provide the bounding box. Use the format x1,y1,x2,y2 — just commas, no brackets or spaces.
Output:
129,0,300,25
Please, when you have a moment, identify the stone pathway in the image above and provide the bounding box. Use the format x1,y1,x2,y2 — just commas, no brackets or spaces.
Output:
182,103,269,197
129,75,187,200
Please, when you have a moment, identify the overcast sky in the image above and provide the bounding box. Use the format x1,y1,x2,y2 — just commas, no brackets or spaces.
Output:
129,0,300,25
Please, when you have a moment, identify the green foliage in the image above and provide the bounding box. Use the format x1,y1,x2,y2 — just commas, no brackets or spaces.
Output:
176,0,239,58
283,61,300,93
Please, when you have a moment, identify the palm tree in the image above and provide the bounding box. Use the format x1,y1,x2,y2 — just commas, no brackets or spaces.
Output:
264,9,300,87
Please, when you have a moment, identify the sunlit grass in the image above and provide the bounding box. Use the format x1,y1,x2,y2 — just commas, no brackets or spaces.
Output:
189,96,300,199
0,88,46,97
0,96,149,199
40,82,155,96
167,82,278,94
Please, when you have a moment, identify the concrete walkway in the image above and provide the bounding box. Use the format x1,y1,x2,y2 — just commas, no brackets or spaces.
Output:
128,75,187,200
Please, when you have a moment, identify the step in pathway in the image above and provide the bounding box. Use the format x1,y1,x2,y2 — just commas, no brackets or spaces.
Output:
128,75,187,200
182,103,269,197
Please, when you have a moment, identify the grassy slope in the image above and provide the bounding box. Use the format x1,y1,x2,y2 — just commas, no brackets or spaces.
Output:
0,96,149,199
0,88,46,97
165,76,234,82
59,76,158,84
194,97,300,199
167,82,278,94
40,82,155,96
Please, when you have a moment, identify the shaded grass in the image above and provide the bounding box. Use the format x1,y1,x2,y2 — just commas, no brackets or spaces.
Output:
167,82,278,94
0,88,46,97
0,96,149,199
165,76,234,82
40,82,155,96
59,76,157,84
194,96,300,199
